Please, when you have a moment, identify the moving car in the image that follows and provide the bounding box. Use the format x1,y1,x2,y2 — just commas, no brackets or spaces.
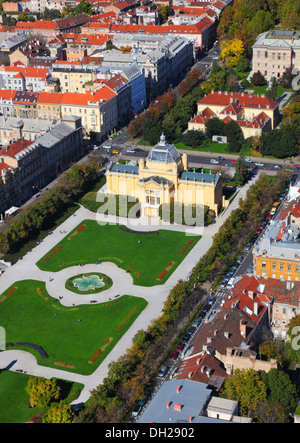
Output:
274,165,282,170
112,149,119,154
211,159,219,164
255,162,264,167
245,158,253,163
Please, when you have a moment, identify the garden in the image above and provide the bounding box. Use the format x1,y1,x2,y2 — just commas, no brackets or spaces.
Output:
37,220,201,286
0,280,147,375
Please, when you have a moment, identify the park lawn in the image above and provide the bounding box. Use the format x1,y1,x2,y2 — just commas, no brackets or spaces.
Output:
36,220,201,286
0,371,83,423
0,280,147,375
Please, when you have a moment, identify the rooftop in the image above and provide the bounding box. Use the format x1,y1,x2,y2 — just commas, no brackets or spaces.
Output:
137,379,221,424
147,134,181,164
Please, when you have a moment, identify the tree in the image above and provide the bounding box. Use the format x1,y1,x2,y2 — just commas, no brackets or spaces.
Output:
221,368,267,418
182,129,205,148
42,401,74,423
74,0,93,15
205,118,226,140
259,369,298,415
26,377,61,408
266,77,278,100
220,39,245,67
225,120,245,152
279,66,296,89
279,0,300,30
251,71,267,86
234,152,251,185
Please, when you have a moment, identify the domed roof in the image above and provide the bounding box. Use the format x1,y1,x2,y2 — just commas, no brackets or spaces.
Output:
147,134,180,164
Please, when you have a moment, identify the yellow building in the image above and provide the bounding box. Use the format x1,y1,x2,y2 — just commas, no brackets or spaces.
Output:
188,91,279,139
106,134,225,218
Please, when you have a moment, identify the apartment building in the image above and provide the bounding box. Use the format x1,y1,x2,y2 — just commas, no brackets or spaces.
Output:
252,30,300,81
37,92,63,121
0,89,16,117
63,33,112,57
253,197,300,282
101,36,193,102
13,91,39,119
188,91,279,138
60,87,118,139
0,115,83,215
0,115,53,145
15,15,91,41
51,63,97,93
0,66,48,92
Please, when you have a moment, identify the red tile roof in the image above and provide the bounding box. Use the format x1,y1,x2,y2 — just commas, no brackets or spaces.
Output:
0,90,17,100
0,139,33,159
199,91,278,110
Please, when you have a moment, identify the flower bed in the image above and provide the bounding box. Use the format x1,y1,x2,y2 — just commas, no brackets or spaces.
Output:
68,224,86,240
178,239,194,255
42,246,62,263
89,337,113,364
116,306,139,331
157,261,175,280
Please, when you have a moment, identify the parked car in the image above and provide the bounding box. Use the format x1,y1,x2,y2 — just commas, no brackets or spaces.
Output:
211,159,219,164
232,160,236,164
208,297,215,305
218,156,225,161
245,158,253,163
256,227,262,234
182,333,191,343
158,365,169,377
294,164,300,169
112,149,119,154
176,342,184,351
267,213,273,220
131,404,142,418
170,350,179,360
126,148,136,153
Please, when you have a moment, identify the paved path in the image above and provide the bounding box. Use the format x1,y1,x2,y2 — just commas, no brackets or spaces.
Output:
0,174,259,406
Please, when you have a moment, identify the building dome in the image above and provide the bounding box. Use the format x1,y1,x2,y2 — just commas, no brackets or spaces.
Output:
147,133,180,164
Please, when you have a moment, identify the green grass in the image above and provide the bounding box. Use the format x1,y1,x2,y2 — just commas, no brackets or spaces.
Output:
0,371,83,423
36,220,200,286
1,280,147,375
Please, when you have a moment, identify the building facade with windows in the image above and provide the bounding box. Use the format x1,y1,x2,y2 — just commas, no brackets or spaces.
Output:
252,30,300,81
106,134,225,217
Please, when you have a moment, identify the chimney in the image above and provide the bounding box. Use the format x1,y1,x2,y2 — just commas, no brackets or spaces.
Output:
174,404,182,411
240,320,247,338
176,385,182,393
166,401,172,409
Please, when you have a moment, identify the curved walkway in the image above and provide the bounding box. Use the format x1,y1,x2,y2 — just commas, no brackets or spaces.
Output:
0,174,259,406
